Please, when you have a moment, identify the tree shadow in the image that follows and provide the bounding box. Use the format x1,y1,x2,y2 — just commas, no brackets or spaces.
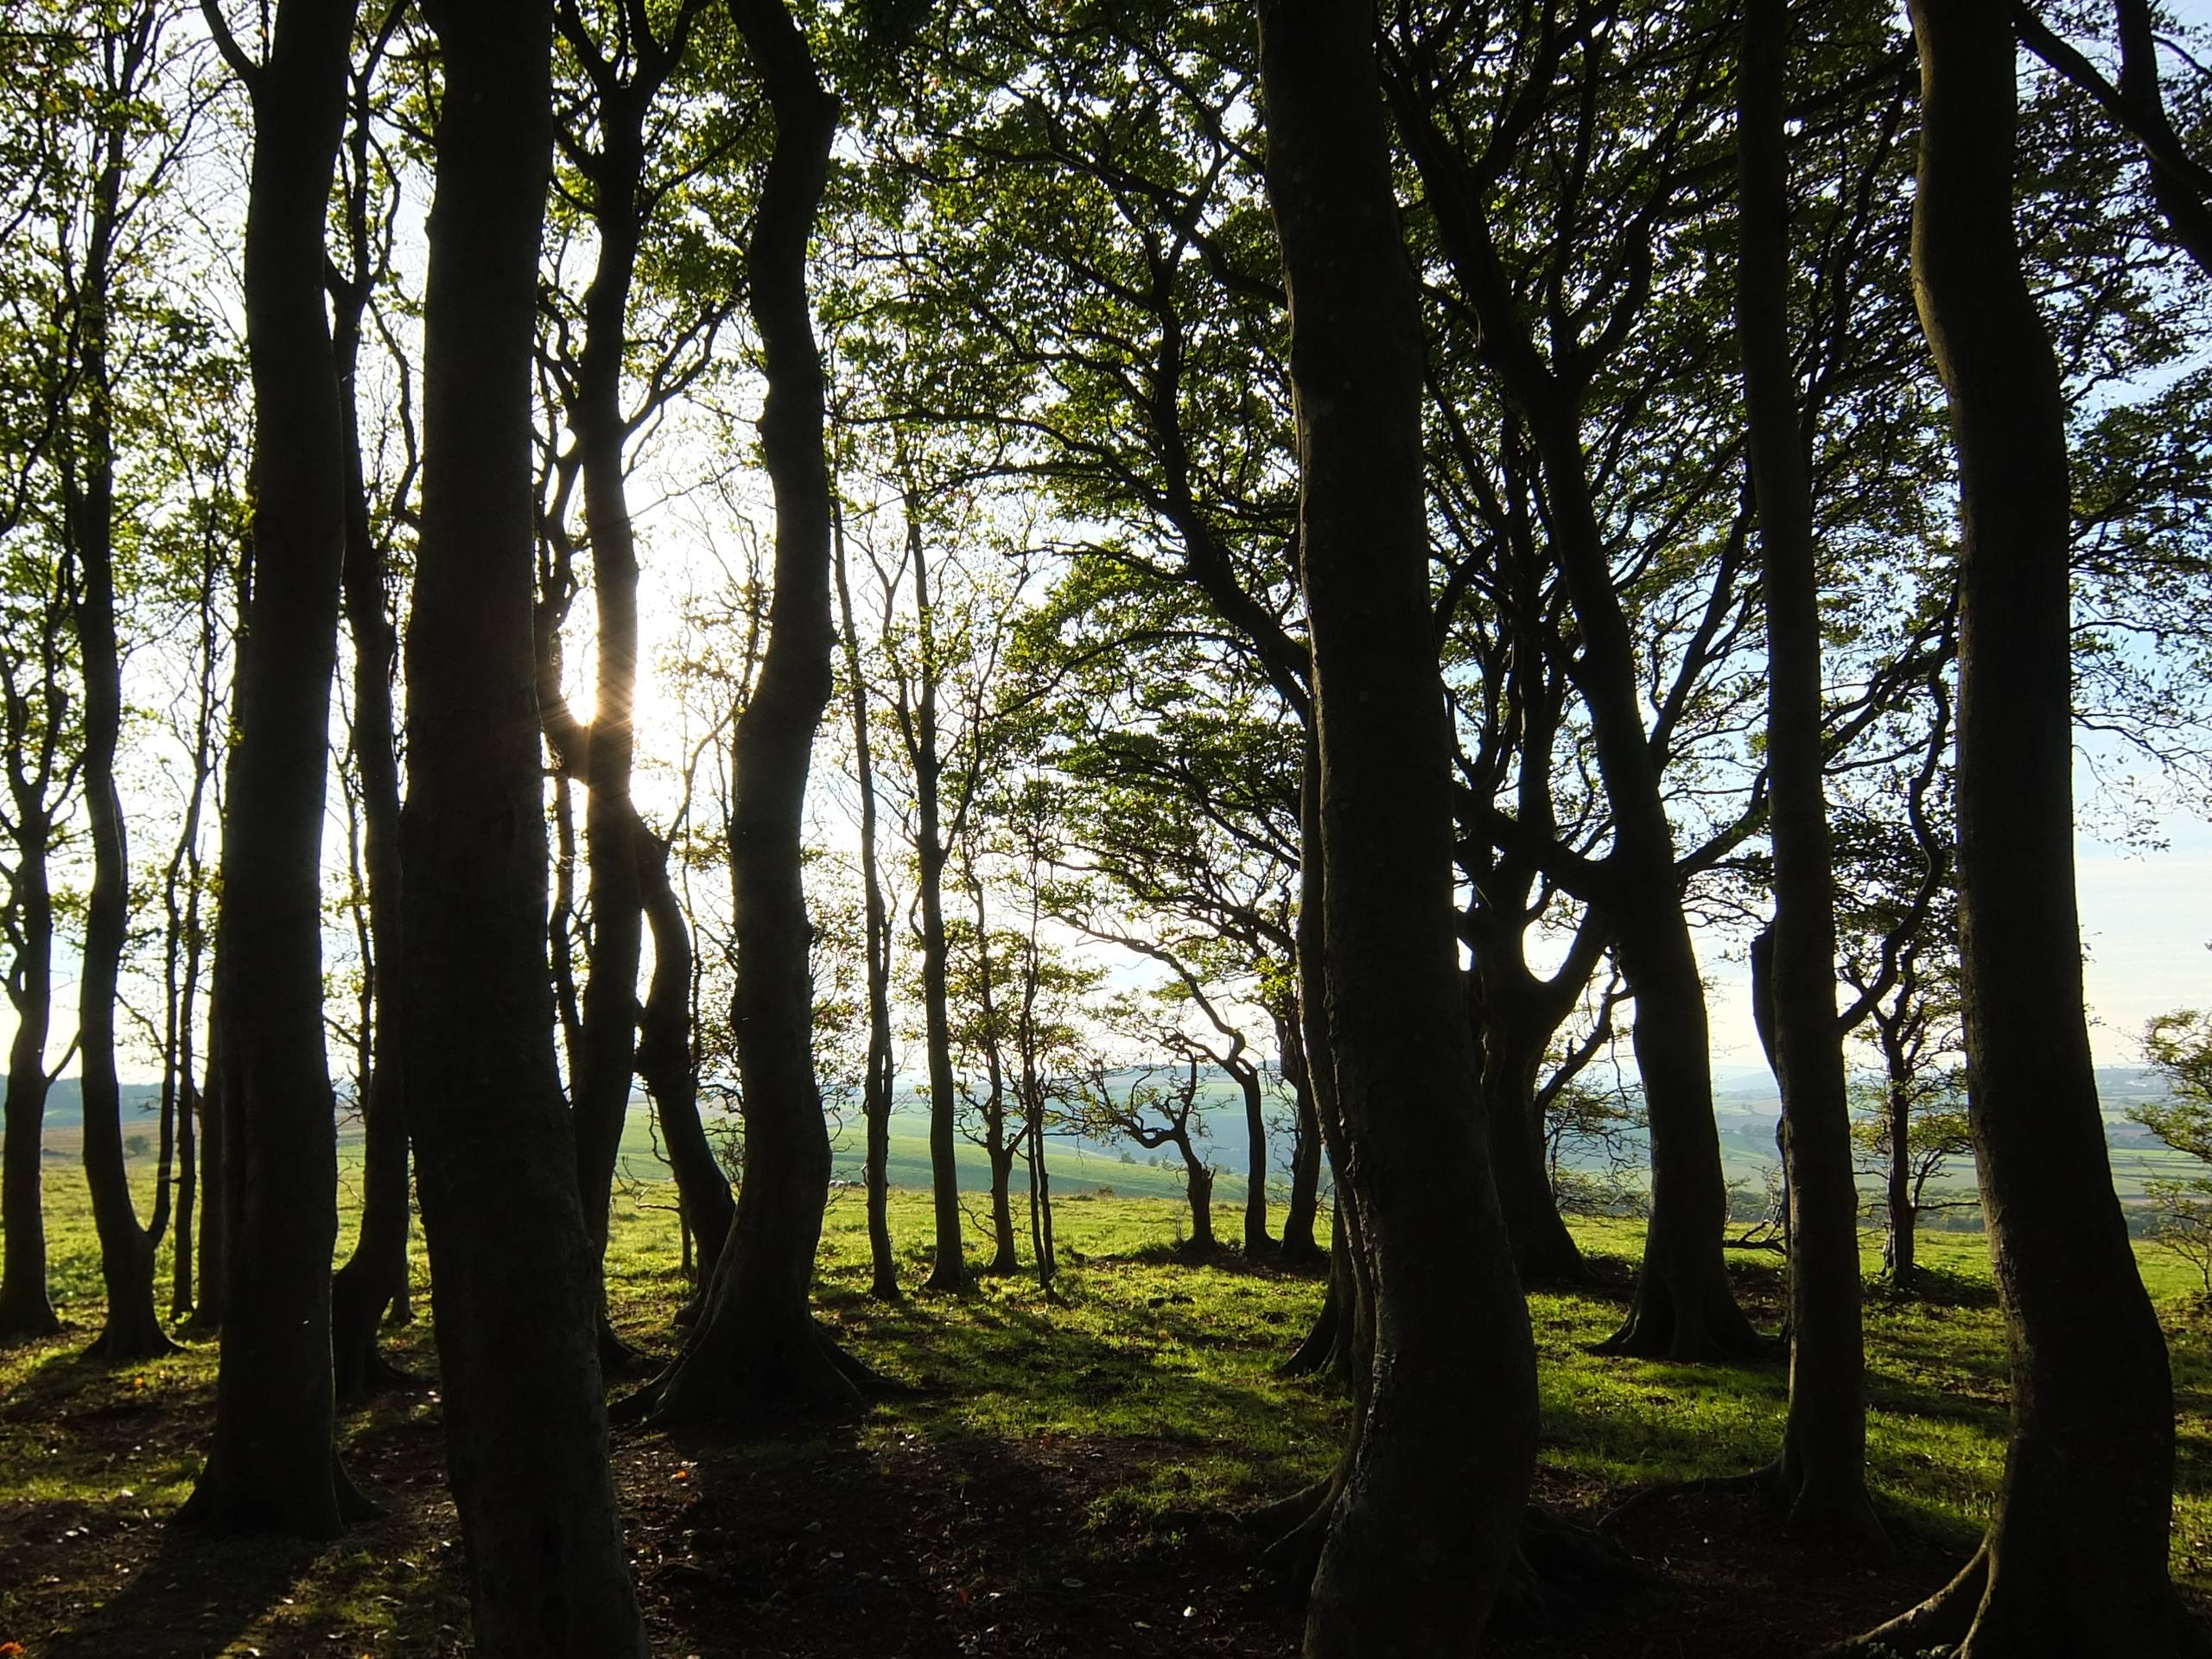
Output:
44,1522,324,1659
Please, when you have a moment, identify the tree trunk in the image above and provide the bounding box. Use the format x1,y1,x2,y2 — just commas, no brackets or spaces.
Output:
1835,0,2202,1646
1178,1138,1217,1255
635,820,734,1315
329,47,413,1409
181,0,365,1537
1737,0,1885,1551
0,812,60,1342
1885,1075,1916,1288
833,512,899,1300
910,532,969,1294
650,0,856,1422
1476,985,1589,1287
1256,4,1539,1649
988,1135,1020,1272
564,66,653,1346
404,2,646,1647
1236,1059,1272,1256
1389,51,1755,1363
190,1001,226,1332
68,39,170,1364
1274,1001,1324,1266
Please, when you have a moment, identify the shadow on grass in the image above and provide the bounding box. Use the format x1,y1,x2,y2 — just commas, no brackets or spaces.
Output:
45,1522,324,1659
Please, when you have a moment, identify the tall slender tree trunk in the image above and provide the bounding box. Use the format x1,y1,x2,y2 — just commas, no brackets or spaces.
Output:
1257,5,1538,1649
0,810,60,1342
70,18,170,1363
1834,0,2203,1648
1737,0,1885,1550
651,0,859,1421
329,41,413,1408
833,512,899,1300
181,0,365,1536
404,2,645,1647
908,531,969,1294
970,880,1019,1274
191,995,226,1332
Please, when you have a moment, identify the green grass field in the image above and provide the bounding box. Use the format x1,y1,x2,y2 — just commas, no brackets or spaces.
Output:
2,1154,2208,1655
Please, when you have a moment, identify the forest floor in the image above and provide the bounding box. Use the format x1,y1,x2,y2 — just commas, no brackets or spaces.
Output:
1,1173,2208,1657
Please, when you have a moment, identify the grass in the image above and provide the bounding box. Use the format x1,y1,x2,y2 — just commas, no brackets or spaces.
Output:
2,1153,2209,1656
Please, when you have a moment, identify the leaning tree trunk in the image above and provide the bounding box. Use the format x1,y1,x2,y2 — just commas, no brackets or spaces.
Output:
181,0,366,1537
634,819,734,1319
404,2,646,1649
1830,0,2203,1649
649,0,857,1422
1736,0,1885,1550
329,49,413,1409
1256,2,1539,1650
0,811,61,1342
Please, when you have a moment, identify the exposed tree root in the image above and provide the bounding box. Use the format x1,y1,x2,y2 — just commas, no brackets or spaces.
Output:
1595,1467,1777,1540
335,1345,423,1413
1598,1461,1894,1563
0,1304,65,1346
83,1307,179,1363
1493,1506,1657,1632
1276,1294,1340,1378
597,1318,657,1379
1808,1544,1984,1657
620,1317,909,1428
174,1452,380,1536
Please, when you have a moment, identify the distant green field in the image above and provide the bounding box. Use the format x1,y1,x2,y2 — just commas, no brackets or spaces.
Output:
611,1103,1259,1204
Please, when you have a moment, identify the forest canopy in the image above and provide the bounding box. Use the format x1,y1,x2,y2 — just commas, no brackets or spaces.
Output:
0,0,2209,1653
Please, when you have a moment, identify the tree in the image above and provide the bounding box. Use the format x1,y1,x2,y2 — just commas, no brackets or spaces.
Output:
2136,1007,2212,1298
649,0,868,1421
1829,0,2204,1644
1736,0,1884,1548
180,0,367,1537
1255,0,1537,1649
534,0,721,1366
402,0,646,1643
55,0,194,1364
327,7,416,1404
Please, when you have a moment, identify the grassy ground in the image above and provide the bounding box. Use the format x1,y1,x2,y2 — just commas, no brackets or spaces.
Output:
1,1161,2207,1656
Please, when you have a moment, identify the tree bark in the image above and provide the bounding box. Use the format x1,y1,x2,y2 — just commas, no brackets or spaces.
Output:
1836,0,2202,1645
907,530,970,1294
1234,1057,1272,1256
1387,52,1757,1363
650,0,857,1421
1257,3,1539,1650
328,35,412,1409
404,1,646,1647
634,817,734,1313
68,8,171,1363
180,0,365,1537
1274,1001,1324,1266
833,511,899,1300
0,805,60,1342
1736,0,1885,1551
